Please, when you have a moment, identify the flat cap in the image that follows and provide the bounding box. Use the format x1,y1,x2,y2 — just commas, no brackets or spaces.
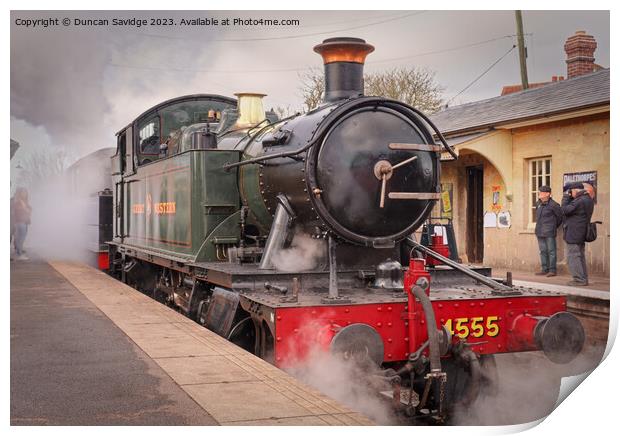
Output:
564,182,584,190
538,185,551,192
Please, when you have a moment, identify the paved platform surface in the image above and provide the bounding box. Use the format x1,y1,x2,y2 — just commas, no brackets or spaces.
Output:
491,267,610,292
11,260,217,425
511,279,609,300
11,259,374,426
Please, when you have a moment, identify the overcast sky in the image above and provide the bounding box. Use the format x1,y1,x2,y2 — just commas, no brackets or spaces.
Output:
10,10,610,164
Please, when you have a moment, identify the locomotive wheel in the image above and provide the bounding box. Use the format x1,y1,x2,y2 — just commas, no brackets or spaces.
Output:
227,316,256,353
152,285,168,304
442,354,499,418
457,354,499,404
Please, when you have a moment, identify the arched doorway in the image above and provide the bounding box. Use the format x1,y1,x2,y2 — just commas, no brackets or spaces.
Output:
440,133,512,265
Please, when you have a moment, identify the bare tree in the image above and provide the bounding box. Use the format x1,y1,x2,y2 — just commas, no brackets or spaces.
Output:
298,67,325,112
299,66,444,114
13,147,72,190
365,68,444,114
274,105,296,119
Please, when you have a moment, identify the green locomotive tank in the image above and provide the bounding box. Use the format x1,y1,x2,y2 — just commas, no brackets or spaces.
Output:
110,94,242,262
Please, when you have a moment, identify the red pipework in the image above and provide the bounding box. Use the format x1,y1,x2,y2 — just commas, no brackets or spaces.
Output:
405,293,417,356
404,257,431,296
403,257,431,355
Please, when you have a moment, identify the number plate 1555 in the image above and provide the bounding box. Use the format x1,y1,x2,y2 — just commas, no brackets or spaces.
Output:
444,316,500,339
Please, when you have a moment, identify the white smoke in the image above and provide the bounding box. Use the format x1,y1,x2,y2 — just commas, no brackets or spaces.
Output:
452,343,605,425
271,231,326,272
281,311,606,426
287,349,398,424
282,317,397,424
13,147,114,267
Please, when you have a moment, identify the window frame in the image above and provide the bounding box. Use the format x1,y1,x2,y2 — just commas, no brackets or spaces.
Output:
527,156,552,226
137,115,162,156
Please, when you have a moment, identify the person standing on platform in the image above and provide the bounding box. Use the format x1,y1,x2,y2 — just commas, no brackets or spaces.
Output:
12,187,32,261
534,185,563,277
561,182,594,286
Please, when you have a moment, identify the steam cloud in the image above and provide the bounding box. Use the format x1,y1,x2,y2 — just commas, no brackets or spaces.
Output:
271,231,326,272
15,148,114,266
288,349,397,424
281,313,606,426
10,10,313,161
283,318,397,424
452,344,605,425
11,12,112,154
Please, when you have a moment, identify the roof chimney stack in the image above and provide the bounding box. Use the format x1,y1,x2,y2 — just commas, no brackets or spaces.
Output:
564,30,597,79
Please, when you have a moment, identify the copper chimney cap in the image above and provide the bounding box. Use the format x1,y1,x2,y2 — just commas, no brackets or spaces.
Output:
313,37,375,64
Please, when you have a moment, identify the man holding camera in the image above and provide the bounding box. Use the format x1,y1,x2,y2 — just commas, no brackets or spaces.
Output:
561,182,595,286
534,185,563,277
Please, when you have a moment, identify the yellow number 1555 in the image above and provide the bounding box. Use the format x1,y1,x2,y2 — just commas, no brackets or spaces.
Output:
444,316,500,339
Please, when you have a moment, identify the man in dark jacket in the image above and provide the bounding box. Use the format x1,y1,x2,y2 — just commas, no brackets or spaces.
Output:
534,185,563,276
562,182,595,286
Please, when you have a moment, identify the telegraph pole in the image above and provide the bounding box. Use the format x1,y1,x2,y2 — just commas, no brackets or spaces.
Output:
515,10,529,90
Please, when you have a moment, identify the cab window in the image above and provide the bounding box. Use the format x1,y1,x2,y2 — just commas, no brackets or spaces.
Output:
117,132,126,173
138,116,161,156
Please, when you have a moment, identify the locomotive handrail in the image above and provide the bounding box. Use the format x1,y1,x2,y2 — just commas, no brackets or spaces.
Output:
218,118,269,139
408,239,515,293
405,106,458,161
238,112,301,153
222,113,304,170
222,133,321,170
230,119,270,150
223,102,457,171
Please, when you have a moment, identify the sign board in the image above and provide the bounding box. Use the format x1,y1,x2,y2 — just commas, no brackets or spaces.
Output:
440,183,453,219
563,171,597,203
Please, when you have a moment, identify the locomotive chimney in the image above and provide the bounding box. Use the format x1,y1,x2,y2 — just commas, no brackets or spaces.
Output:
313,37,375,102
233,92,267,128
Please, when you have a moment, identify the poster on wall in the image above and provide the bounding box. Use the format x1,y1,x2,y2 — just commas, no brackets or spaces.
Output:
491,185,502,212
483,211,497,228
497,211,511,228
440,183,453,219
563,171,597,203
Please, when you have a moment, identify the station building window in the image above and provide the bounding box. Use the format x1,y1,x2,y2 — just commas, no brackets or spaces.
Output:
528,157,552,224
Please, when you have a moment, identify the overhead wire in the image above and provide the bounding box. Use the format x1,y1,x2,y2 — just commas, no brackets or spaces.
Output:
367,34,525,65
109,34,526,75
446,44,517,105
110,22,525,108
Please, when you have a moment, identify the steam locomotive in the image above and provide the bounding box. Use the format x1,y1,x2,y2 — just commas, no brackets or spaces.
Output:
106,37,585,423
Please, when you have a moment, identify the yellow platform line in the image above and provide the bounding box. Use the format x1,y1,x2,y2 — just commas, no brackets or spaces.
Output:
49,261,374,426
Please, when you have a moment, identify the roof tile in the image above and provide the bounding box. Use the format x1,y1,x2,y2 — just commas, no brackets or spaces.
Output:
430,69,609,135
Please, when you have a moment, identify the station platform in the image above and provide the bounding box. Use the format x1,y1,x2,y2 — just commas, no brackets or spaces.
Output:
490,267,610,292
10,260,374,426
